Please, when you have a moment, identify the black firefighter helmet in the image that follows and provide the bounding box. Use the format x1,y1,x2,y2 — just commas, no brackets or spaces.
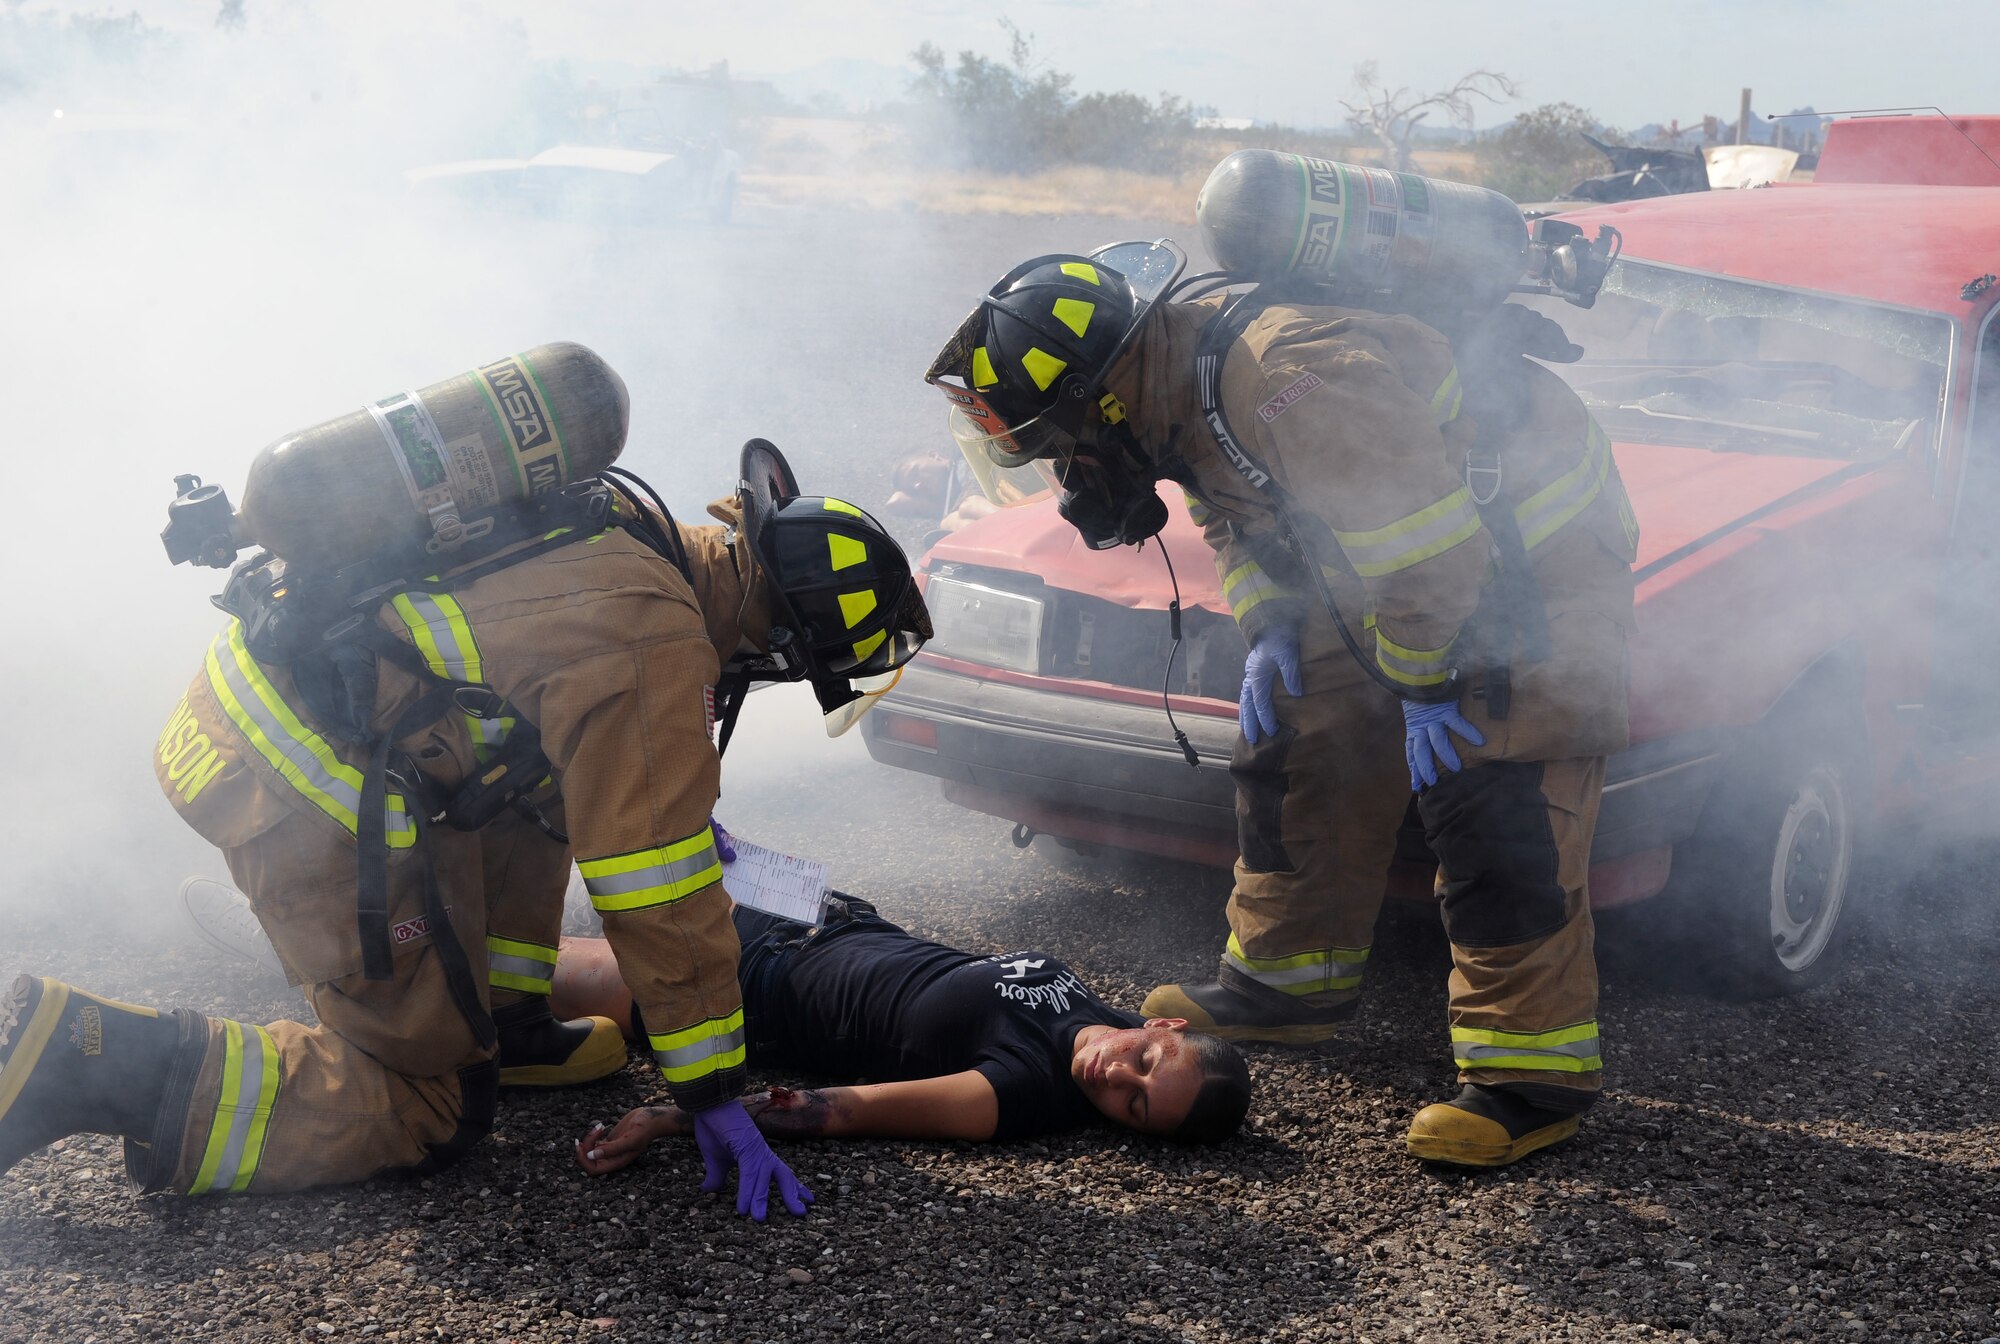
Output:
924,240,1187,549
737,439,931,735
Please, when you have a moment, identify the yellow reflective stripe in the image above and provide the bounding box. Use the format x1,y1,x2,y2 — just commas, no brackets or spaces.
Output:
389,591,483,682
1365,614,1455,689
1516,417,1612,551
852,629,888,663
1333,487,1483,578
580,829,724,913
648,1008,748,1084
1059,261,1100,285
205,624,417,848
828,532,867,571
1051,296,1095,338
0,980,67,1120
189,1021,281,1195
1452,1022,1603,1074
823,498,864,517
486,936,558,994
390,591,507,755
1182,491,1212,527
1225,933,1368,993
1429,365,1463,424
971,346,998,389
1021,347,1067,392
838,589,878,628
1221,562,1284,621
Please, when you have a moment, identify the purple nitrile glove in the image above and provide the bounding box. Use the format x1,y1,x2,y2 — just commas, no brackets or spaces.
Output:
712,817,737,863
1238,625,1303,746
690,1098,813,1221
1400,697,1486,791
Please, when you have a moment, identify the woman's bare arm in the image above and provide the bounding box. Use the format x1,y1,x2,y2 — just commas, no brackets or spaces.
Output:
575,1071,1001,1174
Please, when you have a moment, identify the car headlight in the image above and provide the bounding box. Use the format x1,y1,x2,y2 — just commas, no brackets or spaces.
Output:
923,576,1044,675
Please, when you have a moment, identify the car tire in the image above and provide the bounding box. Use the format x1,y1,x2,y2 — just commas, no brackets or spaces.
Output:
1676,709,1862,999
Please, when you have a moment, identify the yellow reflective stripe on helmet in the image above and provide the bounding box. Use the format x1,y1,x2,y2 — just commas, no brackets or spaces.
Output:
1183,491,1211,527
828,532,867,571
189,1020,280,1195
852,630,888,663
1365,614,1456,689
1051,296,1095,338
1221,562,1284,622
823,498,864,517
971,346,998,389
486,936,558,995
580,829,723,913
1429,365,1464,425
838,589,878,629
1059,261,1101,285
648,1008,748,1084
1021,347,1068,392
1332,487,1483,578
1516,417,1612,551
1225,932,1368,994
1452,1021,1602,1074
205,623,418,848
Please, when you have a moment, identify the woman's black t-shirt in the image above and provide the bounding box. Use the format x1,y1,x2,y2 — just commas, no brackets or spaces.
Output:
745,918,1141,1140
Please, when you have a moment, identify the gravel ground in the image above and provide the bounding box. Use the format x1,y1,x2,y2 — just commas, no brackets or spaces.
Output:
7,721,2000,1344
8,201,2000,1342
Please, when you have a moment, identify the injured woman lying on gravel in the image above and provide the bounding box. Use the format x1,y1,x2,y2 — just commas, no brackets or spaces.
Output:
565,897,1253,1169
181,883,1253,1158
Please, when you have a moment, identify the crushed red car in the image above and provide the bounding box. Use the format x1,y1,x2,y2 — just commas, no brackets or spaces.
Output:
866,115,2000,997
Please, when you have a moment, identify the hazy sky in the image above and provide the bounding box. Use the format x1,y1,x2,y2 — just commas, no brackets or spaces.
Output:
35,0,2000,131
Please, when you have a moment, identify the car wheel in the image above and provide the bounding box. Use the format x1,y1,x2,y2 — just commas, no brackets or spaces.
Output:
1681,728,1860,999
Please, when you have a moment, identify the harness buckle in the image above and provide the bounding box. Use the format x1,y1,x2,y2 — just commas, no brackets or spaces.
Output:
1464,449,1503,506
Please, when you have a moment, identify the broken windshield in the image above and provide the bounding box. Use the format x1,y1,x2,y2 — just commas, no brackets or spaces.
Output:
1520,260,1952,460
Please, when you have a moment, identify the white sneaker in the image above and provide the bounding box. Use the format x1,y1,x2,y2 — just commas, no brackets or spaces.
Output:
178,876,286,980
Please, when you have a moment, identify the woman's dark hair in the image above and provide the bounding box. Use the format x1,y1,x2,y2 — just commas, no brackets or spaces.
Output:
1169,1033,1252,1144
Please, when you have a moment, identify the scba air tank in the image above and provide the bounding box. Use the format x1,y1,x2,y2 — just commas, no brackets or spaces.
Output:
1196,150,1530,321
236,341,629,571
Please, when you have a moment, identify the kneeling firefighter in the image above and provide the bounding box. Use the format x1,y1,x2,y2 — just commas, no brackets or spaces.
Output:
925,153,1637,1167
0,342,929,1216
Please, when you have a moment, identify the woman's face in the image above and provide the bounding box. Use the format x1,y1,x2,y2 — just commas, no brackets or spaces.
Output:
1071,1020,1204,1135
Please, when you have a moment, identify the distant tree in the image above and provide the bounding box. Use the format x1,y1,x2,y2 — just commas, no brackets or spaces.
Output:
1475,102,1621,203
215,0,245,32
1339,61,1517,171
909,19,1192,174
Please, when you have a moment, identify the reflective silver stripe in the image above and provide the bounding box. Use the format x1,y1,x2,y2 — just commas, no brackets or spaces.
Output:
1183,491,1212,526
399,592,476,677
206,627,417,844
488,952,554,982
1516,418,1612,551
1448,1040,1600,1064
652,1022,747,1074
1224,950,1367,987
1332,488,1484,578
1373,631,1455,687
583,843,721,899
210,1028,267,1188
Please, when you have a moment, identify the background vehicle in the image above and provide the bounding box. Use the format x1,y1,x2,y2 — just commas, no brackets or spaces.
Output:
865,114,2000,998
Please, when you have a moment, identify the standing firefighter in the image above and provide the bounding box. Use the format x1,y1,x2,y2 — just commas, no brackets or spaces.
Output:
924,154,1636,1167
0,344,929,1216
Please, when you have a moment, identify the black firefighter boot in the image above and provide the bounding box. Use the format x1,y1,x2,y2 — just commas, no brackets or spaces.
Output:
0,974,196,1179
492,996,628,1088
1140,967,1355,1047
1404,1083,1586,1168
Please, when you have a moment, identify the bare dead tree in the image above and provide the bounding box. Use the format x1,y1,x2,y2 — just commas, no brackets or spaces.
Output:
1338,61,1518,171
